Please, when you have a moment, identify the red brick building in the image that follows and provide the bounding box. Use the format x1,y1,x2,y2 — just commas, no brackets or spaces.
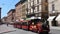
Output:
7,9,16,23
15,0,27,21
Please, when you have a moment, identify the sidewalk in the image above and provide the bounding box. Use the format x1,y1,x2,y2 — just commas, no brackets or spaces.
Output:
50,26,60,30
49,26,60,34
0,24,16,33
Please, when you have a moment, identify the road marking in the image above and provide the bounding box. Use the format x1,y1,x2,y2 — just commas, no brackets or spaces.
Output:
0,30,16,34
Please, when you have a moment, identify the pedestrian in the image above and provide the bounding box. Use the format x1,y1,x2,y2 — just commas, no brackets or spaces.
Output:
7,23,8,26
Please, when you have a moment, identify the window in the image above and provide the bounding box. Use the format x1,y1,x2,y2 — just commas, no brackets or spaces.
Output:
45,0,48,2
37,0,39,4
37,5,39,11
37,0,40,12
45,6,48,10
52,4,55,11
33,0,34,13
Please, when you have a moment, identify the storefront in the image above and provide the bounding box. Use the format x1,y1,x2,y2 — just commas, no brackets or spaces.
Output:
56,14,60,26
47,16,56,27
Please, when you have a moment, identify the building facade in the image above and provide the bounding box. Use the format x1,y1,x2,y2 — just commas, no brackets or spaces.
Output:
27,0,41,18
21,0,27,19
2,16,7,23
48,0,60,26
15,0,27,21
7,9,15,23
48,0,58,16
15,1,22,21
27,0,48,20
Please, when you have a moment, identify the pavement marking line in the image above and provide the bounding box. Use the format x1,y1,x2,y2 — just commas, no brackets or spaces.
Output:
0,30,16,34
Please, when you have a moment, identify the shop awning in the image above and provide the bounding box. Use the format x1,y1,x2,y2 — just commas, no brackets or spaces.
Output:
30,16,41,19
30,16,37,19
20,19,24,22
38,17,41,19
56,14,60,21
47,16,55,21
26,18,31,20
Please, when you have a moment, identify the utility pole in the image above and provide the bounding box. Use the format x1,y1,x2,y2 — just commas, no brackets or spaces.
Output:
41,0,48,20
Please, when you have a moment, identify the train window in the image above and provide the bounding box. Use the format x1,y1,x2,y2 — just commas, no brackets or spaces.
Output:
30,19,41,25
22,22,29,25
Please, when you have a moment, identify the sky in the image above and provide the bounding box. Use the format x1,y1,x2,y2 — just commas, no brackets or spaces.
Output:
0,0,20,18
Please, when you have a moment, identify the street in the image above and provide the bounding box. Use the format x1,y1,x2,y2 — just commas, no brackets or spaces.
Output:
4,29,37,34
0,24,60,34
0,24,37,34
1,0,60,34
50,29,60,34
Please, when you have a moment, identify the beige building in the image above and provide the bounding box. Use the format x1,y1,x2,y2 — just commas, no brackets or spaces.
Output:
48,0,59,16
48,0,60,26
15,0,27,21
27,0,41,17
27,0,48,20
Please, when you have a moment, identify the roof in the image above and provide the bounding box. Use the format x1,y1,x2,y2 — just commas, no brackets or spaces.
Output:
15,0,27,7
15,1,21,7
7,9,15,14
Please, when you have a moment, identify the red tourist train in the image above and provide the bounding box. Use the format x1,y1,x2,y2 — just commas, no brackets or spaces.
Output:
13,18,50,34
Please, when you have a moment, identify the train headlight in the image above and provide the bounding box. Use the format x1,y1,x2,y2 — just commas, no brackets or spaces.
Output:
34,25,36,28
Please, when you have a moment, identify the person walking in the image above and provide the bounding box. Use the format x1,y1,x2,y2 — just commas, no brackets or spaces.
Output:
7,23,8,26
